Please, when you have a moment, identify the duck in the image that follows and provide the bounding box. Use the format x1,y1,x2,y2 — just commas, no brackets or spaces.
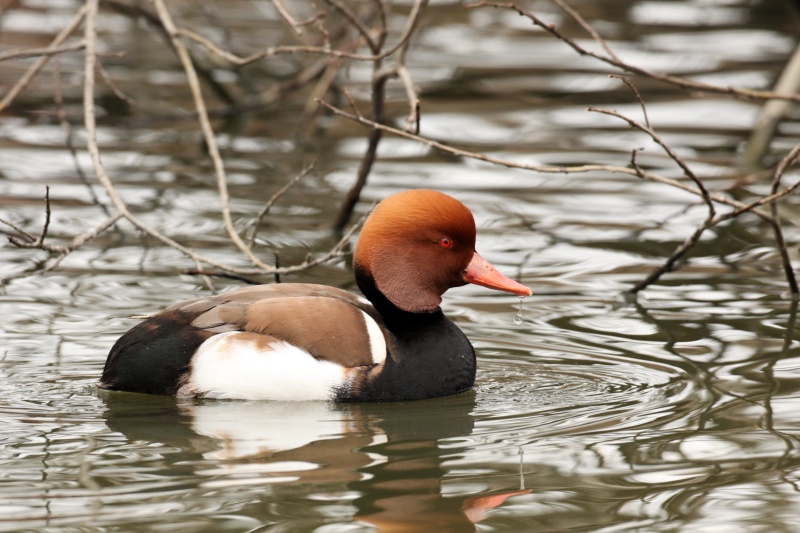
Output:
100,189,531,402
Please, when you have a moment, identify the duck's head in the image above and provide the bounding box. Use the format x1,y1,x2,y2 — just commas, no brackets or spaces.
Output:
353,189,532,313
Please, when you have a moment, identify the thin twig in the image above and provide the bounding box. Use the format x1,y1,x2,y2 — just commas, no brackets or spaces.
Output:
610,74,650,129
247,163,315,249
173,0,421,67
0,40,86,62
312,1,332,50
713,146,800,221
83,0,238,272
397,64,421,133
8,211,123,253
769,143,800,293
0,252,69,288
629,219,715,294
185,269,263,285
271,0,305,36
325,0,380,53
392,0,425,131
317,99,775,221
152,0,274,272
331,0,427,231
193,259,217,293
8,187,51,248
175,29,347,64
96,60,136,105
467,1,800,103
68,213,125,250
1,217,36,243
550,0,621,63
0,4,87,112
588,106,715,217
39,186,52,245
52,56,112,216
331,76,387,231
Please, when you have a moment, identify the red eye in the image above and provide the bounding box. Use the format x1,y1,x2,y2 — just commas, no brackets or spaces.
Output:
439,237,453,249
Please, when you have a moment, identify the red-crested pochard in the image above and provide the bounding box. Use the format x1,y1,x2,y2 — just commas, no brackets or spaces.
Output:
101,189,531,401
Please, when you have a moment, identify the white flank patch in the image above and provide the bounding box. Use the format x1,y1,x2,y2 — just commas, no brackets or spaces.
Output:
187,332,349,401
361,310,387,365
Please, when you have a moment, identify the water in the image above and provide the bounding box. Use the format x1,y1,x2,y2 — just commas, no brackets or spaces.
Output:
514,296,525,325
2,0,800,531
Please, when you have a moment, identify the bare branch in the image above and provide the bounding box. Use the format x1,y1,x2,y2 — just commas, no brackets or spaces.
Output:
96,60,136,105
152,0,274,272
283,205,371,273
173,27,411,65
52,57,113,216
175,28,342,64
629,218,715,294
769,143,800,293
1,252,69,288
72,0,366,275
271,0,306,36
1,217,36,244
743,43,800,168
331,77,387,231
331,0,429,230
247,163,316,249
185,269,263,285
318,98,774,221
768,213,799,294
1,212,124,288
610,74,650,129
173,0,421,68
83,0,248,273
396,65,421,134
379,0,427,133
0,4,87,112
714,145,800,221
468,1,800,103
9,212,123,254
550,0,621,63
39,186,52,245
8,187,52,248
68,213,125,250
0,41,86,62
588,106,715,217
325,0,380,53
630,143,800,293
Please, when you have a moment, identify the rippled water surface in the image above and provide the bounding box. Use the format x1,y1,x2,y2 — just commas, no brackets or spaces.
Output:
2,0,800,531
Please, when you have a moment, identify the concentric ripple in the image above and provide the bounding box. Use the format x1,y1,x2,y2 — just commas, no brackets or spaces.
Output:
472,351,700,446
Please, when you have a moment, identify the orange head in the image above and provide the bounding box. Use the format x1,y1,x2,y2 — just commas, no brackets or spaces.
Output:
354,189,531,312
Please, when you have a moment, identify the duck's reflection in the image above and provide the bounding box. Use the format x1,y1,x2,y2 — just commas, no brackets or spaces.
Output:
101,391,529,531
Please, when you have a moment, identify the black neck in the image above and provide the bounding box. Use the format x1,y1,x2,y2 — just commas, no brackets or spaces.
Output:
354,266,440,326
352,266,476,401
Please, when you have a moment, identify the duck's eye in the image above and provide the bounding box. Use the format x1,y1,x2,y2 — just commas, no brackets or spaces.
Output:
439,237,453,249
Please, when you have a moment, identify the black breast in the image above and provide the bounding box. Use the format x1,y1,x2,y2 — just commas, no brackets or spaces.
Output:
345,309,477,402
349,268,478,402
